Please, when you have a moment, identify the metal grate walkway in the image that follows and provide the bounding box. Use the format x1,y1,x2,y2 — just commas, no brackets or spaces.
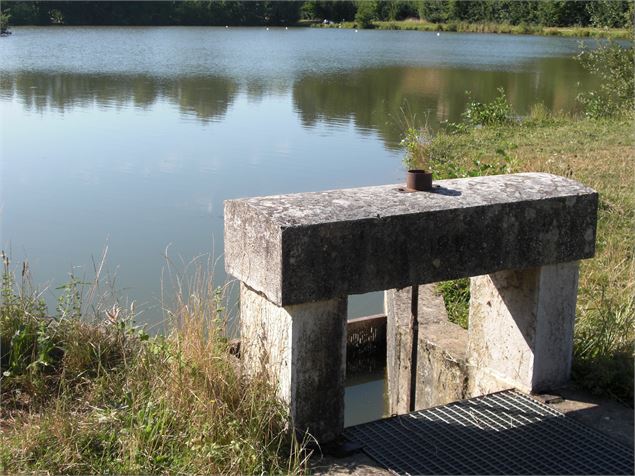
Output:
344,390,634,475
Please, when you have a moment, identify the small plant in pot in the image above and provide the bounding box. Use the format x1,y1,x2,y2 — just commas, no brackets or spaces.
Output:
401,126,433,191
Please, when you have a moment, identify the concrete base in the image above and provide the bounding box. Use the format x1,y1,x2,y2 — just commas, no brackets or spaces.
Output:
468,262,579,394
240,283,347,442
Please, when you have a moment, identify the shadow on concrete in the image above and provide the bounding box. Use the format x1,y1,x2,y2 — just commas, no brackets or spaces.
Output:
549,385,634,450
431,185,462,197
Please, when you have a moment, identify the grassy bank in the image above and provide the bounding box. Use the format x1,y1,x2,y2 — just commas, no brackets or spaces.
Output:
428,108,634,403
312,19,631,39
0,257,308,474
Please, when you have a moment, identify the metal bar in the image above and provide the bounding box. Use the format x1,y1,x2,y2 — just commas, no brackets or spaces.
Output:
409,285,419,412
347,313,387,327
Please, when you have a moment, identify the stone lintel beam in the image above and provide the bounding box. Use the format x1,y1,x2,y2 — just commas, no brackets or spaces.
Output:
225,173,597,306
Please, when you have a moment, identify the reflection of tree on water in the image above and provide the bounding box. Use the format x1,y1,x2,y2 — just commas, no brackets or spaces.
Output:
1,72,240,122
164,76,239,121
292,58,596,148
2,56,597,146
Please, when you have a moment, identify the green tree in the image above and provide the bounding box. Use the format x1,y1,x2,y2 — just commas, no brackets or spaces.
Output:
262,1,301,25
301,1,356,22
355,0,377,28
0,10,10,34
451,0,497,23
586,0,633,28
495,1,540,25
49,8,64,24
446,0,471,21
300,0,320,19
386,1,418,20
3,1,38,25
417,0,449,23
537,0,589,27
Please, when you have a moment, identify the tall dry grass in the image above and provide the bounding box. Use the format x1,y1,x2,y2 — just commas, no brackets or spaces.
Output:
0,253,309,474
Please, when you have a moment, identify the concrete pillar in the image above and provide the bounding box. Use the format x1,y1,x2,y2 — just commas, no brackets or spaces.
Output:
467,262,579,395
240,283,347,442
386,284,468,414
385,287,413,415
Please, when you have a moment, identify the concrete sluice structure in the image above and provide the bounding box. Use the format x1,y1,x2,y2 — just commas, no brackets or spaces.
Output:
224,172,598,443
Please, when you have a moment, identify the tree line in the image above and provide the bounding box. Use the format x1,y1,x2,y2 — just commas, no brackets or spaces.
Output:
2,1,633,29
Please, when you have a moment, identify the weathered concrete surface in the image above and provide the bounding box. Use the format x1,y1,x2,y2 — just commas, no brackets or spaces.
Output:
311,452,391,475
467,262,579,395
386,284,468,414
548,386,634,449
385,286,411,415
225,173,597,306
416,321,468,410
240,283,347,442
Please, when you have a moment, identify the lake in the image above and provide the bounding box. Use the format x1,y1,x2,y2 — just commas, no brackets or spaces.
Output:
0,26,598,425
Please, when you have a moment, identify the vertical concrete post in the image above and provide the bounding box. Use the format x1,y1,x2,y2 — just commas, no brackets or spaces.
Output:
240,283,347,442
467,262,579,395
385,287,413,415
387,285,469,414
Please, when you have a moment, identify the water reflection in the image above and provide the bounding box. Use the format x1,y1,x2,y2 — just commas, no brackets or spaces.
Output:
2,56,596,147
1,72,240,122
293,57,596,147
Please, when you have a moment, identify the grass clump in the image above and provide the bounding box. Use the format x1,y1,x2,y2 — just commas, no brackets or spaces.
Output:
436,279,470,329
0,253,307,474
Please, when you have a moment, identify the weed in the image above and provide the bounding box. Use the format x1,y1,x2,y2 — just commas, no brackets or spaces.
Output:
400,124,433,172
457,87,514,129
438,279,470,329
0,254,309,474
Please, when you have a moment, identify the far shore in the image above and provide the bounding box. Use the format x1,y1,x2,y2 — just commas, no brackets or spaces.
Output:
4,21,632,40
306,19,631,39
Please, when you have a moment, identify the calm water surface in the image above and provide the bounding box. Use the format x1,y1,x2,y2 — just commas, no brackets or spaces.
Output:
1,27,598,425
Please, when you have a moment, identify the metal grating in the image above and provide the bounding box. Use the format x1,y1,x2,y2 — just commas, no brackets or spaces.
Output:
344,390,634,475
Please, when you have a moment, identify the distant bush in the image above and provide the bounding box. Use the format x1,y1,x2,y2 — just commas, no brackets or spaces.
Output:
0,9,10,33
577,40,634,118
